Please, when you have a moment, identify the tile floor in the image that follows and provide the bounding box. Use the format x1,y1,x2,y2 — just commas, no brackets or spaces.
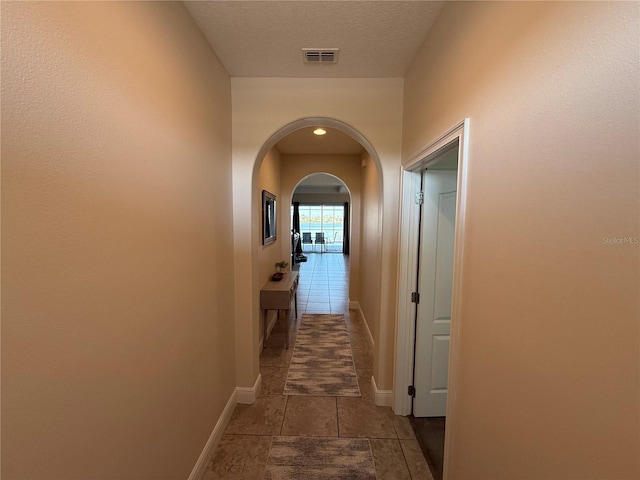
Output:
203,253,434,480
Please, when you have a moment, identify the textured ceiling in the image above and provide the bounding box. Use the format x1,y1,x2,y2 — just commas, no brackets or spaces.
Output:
184,1,443,184
184,1,444,78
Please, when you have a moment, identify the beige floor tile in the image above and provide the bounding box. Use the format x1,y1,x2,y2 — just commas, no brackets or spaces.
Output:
369,439,411,480
270,313,294,331
305,303,332,313
260,346,293,368
208,255,431,478
355,370,376,403
352,347,374,370
394,415,418,440
337,396,397,438
260,366,288,396
281,396,338,436
225,396,286,435
202,434,271,480
349,331,373,350
264,329,296,349
401,439,435,480
308,294,330,302
346,320,370,336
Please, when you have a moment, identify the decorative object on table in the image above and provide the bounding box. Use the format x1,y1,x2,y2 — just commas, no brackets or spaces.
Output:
272,260,288,281
284,314,361,397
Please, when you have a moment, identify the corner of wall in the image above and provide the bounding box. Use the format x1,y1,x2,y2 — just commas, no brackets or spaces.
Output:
187,389,238,480
349,301,374,347
371,375,393,407
236,373,262,405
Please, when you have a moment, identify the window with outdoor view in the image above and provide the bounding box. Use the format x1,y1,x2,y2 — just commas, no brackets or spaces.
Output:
291,204,344,253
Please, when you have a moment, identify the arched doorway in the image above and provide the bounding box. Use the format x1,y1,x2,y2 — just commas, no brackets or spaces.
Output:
292,173,351,256
241,117,383,401
256,122,372,321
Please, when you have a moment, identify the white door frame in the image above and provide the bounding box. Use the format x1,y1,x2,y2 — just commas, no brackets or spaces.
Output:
394,119,469,425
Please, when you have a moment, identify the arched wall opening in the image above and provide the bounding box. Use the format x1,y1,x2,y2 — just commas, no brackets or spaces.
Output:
253,119,383,287
290,172,360,280
249,116,383,386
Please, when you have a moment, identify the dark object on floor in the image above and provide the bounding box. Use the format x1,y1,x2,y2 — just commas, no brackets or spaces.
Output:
295,254,307,262
409,415,445,480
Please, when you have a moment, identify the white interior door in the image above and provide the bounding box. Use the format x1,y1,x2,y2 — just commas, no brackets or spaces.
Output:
413,167,457,417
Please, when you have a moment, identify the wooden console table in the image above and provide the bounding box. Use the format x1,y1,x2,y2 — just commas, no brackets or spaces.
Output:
260,270,298,349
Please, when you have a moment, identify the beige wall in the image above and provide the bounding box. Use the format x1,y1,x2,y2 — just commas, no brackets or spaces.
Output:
358,152,382,353
1,2,235,479
257,147,282,342
231,78,403,390
403,2,639,478
281,154,362,301
292,193,350,204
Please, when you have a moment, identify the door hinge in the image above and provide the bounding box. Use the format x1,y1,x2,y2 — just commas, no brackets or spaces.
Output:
415,191,424,205
411,292,420,304
408,385,416,397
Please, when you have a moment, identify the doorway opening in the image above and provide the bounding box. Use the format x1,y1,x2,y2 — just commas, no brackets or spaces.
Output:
291,173,350,255
410,144,459,480
394,119,469,480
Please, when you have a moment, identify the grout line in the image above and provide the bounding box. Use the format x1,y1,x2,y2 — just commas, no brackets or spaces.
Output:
279,395,289,436
398,438,417,480
260,435,275,478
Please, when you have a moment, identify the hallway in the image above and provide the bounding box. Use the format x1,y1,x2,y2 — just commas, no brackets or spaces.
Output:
204,254,433,479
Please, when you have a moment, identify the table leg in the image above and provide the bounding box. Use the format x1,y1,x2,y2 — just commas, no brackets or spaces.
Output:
263,309,269,349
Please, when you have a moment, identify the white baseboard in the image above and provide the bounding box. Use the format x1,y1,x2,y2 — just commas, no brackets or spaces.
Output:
371,375,393,407
188,389,237,480
188,373,263,479
349,300,374,347
236,373,262,404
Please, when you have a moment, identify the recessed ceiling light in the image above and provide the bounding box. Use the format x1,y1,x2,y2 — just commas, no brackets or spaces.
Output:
313,128,327,136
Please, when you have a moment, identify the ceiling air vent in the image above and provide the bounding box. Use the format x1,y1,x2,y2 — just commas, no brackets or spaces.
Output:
302,48,339,64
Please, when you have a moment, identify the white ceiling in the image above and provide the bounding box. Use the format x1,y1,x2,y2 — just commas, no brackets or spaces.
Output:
184,1,444,187
184,1,444,78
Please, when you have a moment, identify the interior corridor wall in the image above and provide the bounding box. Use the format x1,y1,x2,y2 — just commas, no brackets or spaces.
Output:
402,2,639,478
1,3,235,479
231,78,403,392
358,152,382,359
257,147,283,344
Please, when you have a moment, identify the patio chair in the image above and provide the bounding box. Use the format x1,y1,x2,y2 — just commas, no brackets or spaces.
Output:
315,232,326,253
301,232,313,252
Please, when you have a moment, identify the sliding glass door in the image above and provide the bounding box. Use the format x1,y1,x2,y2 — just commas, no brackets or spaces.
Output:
292,204,344,253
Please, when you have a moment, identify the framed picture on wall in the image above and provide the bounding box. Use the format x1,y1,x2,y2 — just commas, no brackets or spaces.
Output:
262,190,276,245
